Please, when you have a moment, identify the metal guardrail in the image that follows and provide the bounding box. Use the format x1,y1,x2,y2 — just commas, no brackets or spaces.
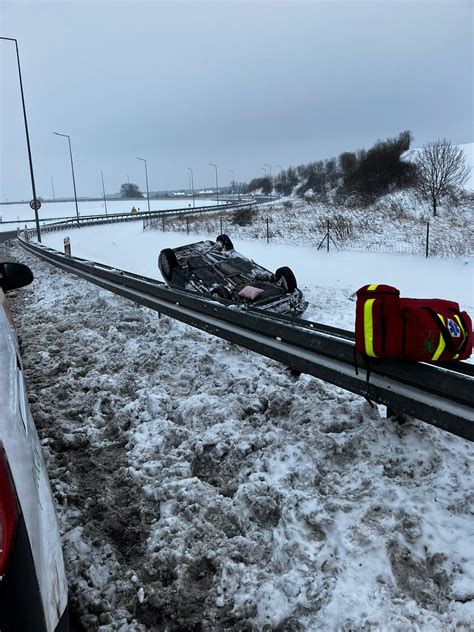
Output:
18,237,474,442
20,200,258,238
0,199,254,224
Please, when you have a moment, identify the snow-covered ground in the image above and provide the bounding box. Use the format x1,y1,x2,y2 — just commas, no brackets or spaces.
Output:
129,191,473,257
5,239,474,631
0,198,219,232
3,197,474,631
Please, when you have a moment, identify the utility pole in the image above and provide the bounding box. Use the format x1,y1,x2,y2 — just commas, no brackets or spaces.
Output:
53,131,80,225
137,157,150,212
209,163,219,206
188,167,195,208
101,170,108,215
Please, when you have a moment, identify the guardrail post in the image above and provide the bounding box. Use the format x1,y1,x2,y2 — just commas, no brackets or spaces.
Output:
186,217,189,234
327,220,330,252
266,217,269,243
162,214,165,232
220,217,223,235
425,221,430,258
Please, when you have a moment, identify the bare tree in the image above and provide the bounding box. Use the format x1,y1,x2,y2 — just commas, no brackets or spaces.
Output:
415,139,471,216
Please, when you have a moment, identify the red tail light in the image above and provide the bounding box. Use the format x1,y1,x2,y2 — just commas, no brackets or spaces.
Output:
0,444,19,576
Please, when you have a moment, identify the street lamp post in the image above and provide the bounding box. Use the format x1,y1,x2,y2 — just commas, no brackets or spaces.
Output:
1,37,41,241
53,132,79,225
187,167,195,208
209,163,219,206
264,163,272,178
137,157,150,212
276,165,283,197
51,176,55,201
101,170,108,215
228,170,235,197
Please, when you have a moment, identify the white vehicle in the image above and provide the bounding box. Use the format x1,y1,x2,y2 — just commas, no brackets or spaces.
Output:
0,262,69,631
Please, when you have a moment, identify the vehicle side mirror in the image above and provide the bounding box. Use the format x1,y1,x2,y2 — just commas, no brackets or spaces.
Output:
0,262,34,292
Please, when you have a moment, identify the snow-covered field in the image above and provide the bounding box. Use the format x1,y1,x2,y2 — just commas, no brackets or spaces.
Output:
0,198,219,232
3,199,474,631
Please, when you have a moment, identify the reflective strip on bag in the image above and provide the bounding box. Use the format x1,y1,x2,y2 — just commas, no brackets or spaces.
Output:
363,298,377,357
367,284,378,291
453,314,467,345
431,313,446,361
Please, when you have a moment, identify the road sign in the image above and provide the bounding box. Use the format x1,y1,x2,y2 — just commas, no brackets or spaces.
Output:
30,199,41,211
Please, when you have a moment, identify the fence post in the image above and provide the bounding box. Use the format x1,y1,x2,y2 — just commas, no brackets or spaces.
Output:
425,221,430,258
162,214,165,232
186,217,189,234
266,217,269,243
327,220,330,252
220,217,223,234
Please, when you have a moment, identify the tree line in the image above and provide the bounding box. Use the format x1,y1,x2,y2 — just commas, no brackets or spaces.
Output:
245,132,471,216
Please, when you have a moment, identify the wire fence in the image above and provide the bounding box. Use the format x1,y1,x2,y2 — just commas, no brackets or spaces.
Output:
143,207,473,258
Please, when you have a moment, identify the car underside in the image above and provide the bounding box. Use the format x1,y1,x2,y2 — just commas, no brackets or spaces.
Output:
158,235,308,317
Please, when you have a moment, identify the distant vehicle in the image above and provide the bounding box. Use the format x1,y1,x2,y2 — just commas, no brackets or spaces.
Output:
158,234,307,316
0,262,69,632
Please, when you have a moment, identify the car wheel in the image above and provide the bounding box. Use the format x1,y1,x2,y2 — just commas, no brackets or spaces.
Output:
216,234,234,251
158,249,178,281
275,266,297,292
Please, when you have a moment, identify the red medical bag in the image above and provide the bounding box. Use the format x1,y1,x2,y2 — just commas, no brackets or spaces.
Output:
355,284,472,362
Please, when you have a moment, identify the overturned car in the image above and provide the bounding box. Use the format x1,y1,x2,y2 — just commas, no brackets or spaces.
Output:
158,234,307,316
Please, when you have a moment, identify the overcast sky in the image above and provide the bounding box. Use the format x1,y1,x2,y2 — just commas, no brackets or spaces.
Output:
1,0,473,201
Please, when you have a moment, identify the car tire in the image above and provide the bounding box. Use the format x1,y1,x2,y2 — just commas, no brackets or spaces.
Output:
158,249,177,281
275,266,297,292
216,234,234,251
